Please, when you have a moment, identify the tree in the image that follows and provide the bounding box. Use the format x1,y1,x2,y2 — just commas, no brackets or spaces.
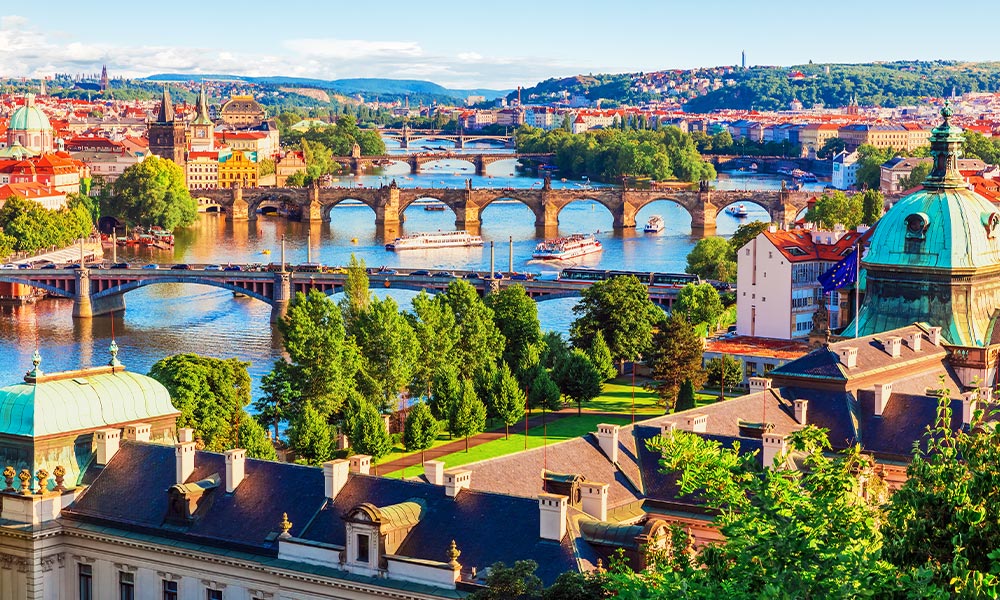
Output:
673,283,724,327
609,427,889,599
486,285,543,382
148,354,255,454
855,144,896,190
860,189,884,226
286,402,333,465
882,391,1000,596
646,314,705,410
805,190,864,230
705,355,742,395
685,236,737,283
339,253,369,335
544,571,609,600
449,379,487,452
587,331,617,381
540,331,570,370
570,275,659,370
279,290,359,419
728,220,770,254
253,358,296,440
674,379,697,413
409,292,458,398
402,401,440,463
0,195,94,256
430,364,462,428
237,412,278,461
440,280,505,376
553,350,603,415
528,367,562,412
492,363,526,439
471,560,543,600
817,136,847,158
344,395,392,462
108,155,197,229
353,296,417,412
899,161,932,190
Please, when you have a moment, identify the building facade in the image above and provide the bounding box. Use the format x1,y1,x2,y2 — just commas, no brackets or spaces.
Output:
147,88,186,166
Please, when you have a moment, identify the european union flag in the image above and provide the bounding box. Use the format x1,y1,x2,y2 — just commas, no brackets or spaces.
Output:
818,249,859,293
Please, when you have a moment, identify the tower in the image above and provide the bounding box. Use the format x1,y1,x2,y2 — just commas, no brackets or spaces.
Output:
148,87,187,165
189,85,215,153
741,50,746,69
100,65,109,92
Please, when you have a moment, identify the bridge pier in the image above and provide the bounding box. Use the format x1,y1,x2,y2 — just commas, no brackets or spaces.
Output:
306,183,324,222
227,184,251,221
270,272,292,323
690,190,718,238
72,269,92,319
474,156,489,176
617,196,640,229
374,184,403,232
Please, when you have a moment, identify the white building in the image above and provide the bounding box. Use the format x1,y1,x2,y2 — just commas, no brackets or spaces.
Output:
736,225,868,340
831,150,859,190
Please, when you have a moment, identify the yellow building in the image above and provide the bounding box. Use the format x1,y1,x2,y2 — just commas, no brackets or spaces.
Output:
217,150,258,188
838,122,930,152
797,123,841,156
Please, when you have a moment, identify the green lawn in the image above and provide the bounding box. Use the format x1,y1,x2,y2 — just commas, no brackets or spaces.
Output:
381,413,635,479
586,377,662,414
375,432,457,467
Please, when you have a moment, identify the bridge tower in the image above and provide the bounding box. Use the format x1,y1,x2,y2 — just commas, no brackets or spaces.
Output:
228,183,250,221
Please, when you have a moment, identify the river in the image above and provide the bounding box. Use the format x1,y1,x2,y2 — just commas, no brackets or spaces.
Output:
0,141,824,393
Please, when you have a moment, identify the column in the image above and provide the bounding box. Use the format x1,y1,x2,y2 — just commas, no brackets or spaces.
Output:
72,269,93,319
270,272,292,324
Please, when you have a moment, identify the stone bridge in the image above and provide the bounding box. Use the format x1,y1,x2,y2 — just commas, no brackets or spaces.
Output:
378,128,515,149
1,267,687,322
193,181,813,237
330,153,553,176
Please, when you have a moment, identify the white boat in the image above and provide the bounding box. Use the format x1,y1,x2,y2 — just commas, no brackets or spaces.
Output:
728,204,749,218
644,215,664,233
385,230,483,251
532,234,603,261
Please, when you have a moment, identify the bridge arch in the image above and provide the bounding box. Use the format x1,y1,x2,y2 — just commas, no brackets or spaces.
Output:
320,197,378,222
0,276,75,299
555,196,619,222
90,278,274,306
417,157,476,172
478,195,543,225
399,194,459,218
247,193,305,217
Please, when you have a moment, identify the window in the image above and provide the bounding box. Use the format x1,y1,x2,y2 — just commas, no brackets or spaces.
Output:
79,564,93,600
119,572,135,600
163,580,178,600
356,533,370,563
206,590,223,600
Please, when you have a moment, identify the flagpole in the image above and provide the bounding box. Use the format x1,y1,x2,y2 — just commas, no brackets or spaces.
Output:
854,240,860,339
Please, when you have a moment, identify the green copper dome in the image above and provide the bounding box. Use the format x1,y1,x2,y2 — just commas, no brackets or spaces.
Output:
9,94,52,132
0,369,178,437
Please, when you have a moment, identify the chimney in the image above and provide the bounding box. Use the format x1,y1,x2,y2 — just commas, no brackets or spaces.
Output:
874,382,893,416
660,422,676,439
909,331,923,352
595,424,619,463
749,377,772,393
178,427,194,443
685,414,707,433
538,493,567,541
885,336,902,358
424,460,445,486
761,433,787,468
349,454,371,475
580,482,609,521
175,440,196,484
224,448,246,493
962,392,978,427
124,423,150,442
837,347,858,369
794,399,808,425
94,429,121,466
928,326,942,346
444,469,471,498
323,459,350,499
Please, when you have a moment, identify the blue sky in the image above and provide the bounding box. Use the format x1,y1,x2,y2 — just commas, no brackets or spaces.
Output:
3,0,997,89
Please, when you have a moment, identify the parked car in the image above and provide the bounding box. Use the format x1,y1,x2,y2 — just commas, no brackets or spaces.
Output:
142,264,159,270
17,263,32,270
204,264,222,271
410,270,432,277
510,273,532,281
431,271,456,278
111,262,131,269
462,272,481,279
64,263,81,269
223,265,242,272
170,264,191,270
0,264,16,270
40,263,58,269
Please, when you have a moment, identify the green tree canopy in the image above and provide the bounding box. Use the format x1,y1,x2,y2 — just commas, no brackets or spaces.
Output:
646,314,706,410
339,253,370,335
685,236,737,283
440,279,505,377
587,331,617,381
806,190,865,229
540,331,571,370
528,366,562,412
674,378,697,413
0,195,93,257
492,363,527,438
287,402,333,465
486,285,543,382
855,144,896,190
860,189,885,226
899,161,932,190
409,291,459,398
553,349,603,415
344,395,392,462
430,364,462,427
570,275,659,368
728,220,770,254
402,401,440,462
673,283,724,327
471,560,543,600
353,295,418,412
253,358,296,440
108,155,197,229
705,355,743,393
449,379,487,451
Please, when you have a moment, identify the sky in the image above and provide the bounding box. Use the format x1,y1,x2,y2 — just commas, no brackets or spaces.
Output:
2,0,998,90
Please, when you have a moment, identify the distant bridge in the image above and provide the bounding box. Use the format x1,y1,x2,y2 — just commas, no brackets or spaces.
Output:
2,266,691,322
192,180,812,237
377,127,515,149
330,152,553,176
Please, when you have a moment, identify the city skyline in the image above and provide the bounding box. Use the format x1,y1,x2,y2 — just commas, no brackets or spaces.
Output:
3,0,999,89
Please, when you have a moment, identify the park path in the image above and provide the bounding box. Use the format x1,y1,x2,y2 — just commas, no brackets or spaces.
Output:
374,408,635,475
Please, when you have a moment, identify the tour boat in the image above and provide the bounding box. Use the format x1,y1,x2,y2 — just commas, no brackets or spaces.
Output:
728,204,749,218
644,215,665,233
150,226,174,246
792,169,818,183
423,203,447,212
385,230,484,251
532,234,603,261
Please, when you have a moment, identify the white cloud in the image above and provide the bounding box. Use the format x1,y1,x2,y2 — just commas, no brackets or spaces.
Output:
0,15,577,89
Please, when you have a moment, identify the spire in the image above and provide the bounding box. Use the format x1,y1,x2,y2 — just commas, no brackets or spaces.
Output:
108,339,122,368
25,349,43,380
923,101,965,190
157,86,174,123
192,85,212,125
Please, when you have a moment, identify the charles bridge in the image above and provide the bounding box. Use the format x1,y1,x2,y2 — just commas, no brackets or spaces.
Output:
194,180,813,237
330,152,553,176
377,127,515,149
0,266,692,322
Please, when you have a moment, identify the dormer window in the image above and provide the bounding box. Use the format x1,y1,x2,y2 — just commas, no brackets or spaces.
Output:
905,212,929,240
356,533,370,563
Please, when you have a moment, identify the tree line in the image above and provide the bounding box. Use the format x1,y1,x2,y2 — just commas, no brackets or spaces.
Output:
0,193,94,260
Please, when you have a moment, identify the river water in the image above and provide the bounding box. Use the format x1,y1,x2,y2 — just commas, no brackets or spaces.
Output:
0,141,823,393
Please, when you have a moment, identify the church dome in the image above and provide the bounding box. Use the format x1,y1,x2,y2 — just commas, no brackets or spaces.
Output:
9,94,52,132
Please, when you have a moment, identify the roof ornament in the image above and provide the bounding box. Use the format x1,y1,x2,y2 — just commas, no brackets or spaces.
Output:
26,349,43,379
446,539,461,568
108,339,122,368
278,512,293,538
